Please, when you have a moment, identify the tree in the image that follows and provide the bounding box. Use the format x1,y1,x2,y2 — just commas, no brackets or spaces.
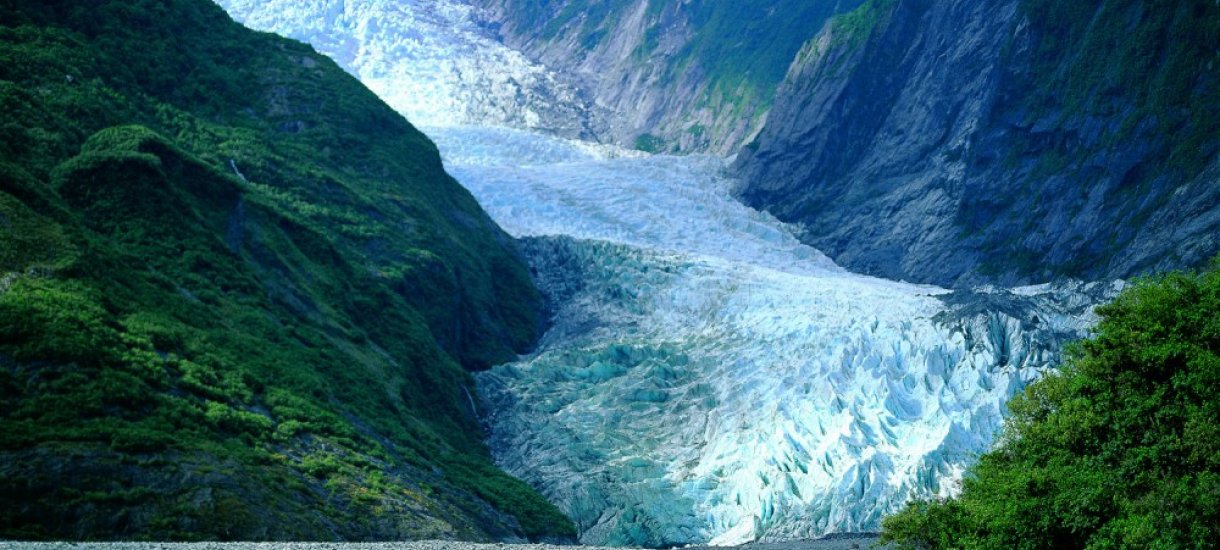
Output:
882,258,1220,549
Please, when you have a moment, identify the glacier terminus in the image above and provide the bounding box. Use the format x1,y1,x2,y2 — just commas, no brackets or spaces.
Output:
217,0,1117,546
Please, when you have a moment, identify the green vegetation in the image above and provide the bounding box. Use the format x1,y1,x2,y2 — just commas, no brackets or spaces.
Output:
881,259,1220,548
826,0,898,49
657,1,864,107
633,133,667,153
0,0,571,540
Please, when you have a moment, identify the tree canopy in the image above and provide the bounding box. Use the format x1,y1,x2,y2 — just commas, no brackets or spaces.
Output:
882,259,1220,549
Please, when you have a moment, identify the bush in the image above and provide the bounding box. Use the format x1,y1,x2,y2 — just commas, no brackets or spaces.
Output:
0,278,120,365
882,258,1220,549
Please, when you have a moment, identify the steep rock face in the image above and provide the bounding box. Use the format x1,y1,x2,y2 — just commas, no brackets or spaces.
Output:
471,0,863,154
734,0,1220,286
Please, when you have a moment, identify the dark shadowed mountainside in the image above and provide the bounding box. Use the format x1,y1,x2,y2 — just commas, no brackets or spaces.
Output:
733,0,1219,287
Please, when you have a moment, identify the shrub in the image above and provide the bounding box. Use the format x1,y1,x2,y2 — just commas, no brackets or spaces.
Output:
882,258,1220,549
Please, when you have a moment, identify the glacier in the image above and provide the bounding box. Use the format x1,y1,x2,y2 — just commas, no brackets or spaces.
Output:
216,0,603,137
218,1,1116,546
431,126,1113,546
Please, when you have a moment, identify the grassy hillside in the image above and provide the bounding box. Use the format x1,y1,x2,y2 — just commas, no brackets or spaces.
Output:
881,259,1220,548
0,0,572,540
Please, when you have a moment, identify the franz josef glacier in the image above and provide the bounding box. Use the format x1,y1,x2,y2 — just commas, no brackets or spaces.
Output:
218,1,1117,546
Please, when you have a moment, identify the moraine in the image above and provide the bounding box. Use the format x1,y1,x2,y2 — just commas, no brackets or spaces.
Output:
217,1,1114,546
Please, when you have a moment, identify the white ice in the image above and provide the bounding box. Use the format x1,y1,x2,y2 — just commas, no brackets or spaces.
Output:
215,0,595,133
218,2,1114,546
431,125,851,279
432,127,1108,546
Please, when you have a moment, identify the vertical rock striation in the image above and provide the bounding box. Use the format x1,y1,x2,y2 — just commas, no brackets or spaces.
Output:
470,0,863,154
733,0,1220,286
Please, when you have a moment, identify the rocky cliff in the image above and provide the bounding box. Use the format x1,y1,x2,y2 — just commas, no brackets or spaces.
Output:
733,0,1220,286
471,0,862,154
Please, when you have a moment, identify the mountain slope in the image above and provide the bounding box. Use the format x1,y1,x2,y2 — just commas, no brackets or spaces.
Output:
471,0,863,154
733,0,1220,287
0,0,571,540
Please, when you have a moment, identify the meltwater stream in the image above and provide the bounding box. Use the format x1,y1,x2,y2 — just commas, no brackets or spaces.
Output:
216,1,1115,545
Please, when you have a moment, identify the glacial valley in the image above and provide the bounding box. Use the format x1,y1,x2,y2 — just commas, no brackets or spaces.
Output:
217,0,1118,546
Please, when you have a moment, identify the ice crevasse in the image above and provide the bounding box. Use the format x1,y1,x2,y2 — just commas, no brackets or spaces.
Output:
435,126,1113,546
215,1,1117,546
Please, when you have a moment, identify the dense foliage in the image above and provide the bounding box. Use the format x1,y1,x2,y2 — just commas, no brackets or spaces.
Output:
0,0,572,540
881,260,1220,548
